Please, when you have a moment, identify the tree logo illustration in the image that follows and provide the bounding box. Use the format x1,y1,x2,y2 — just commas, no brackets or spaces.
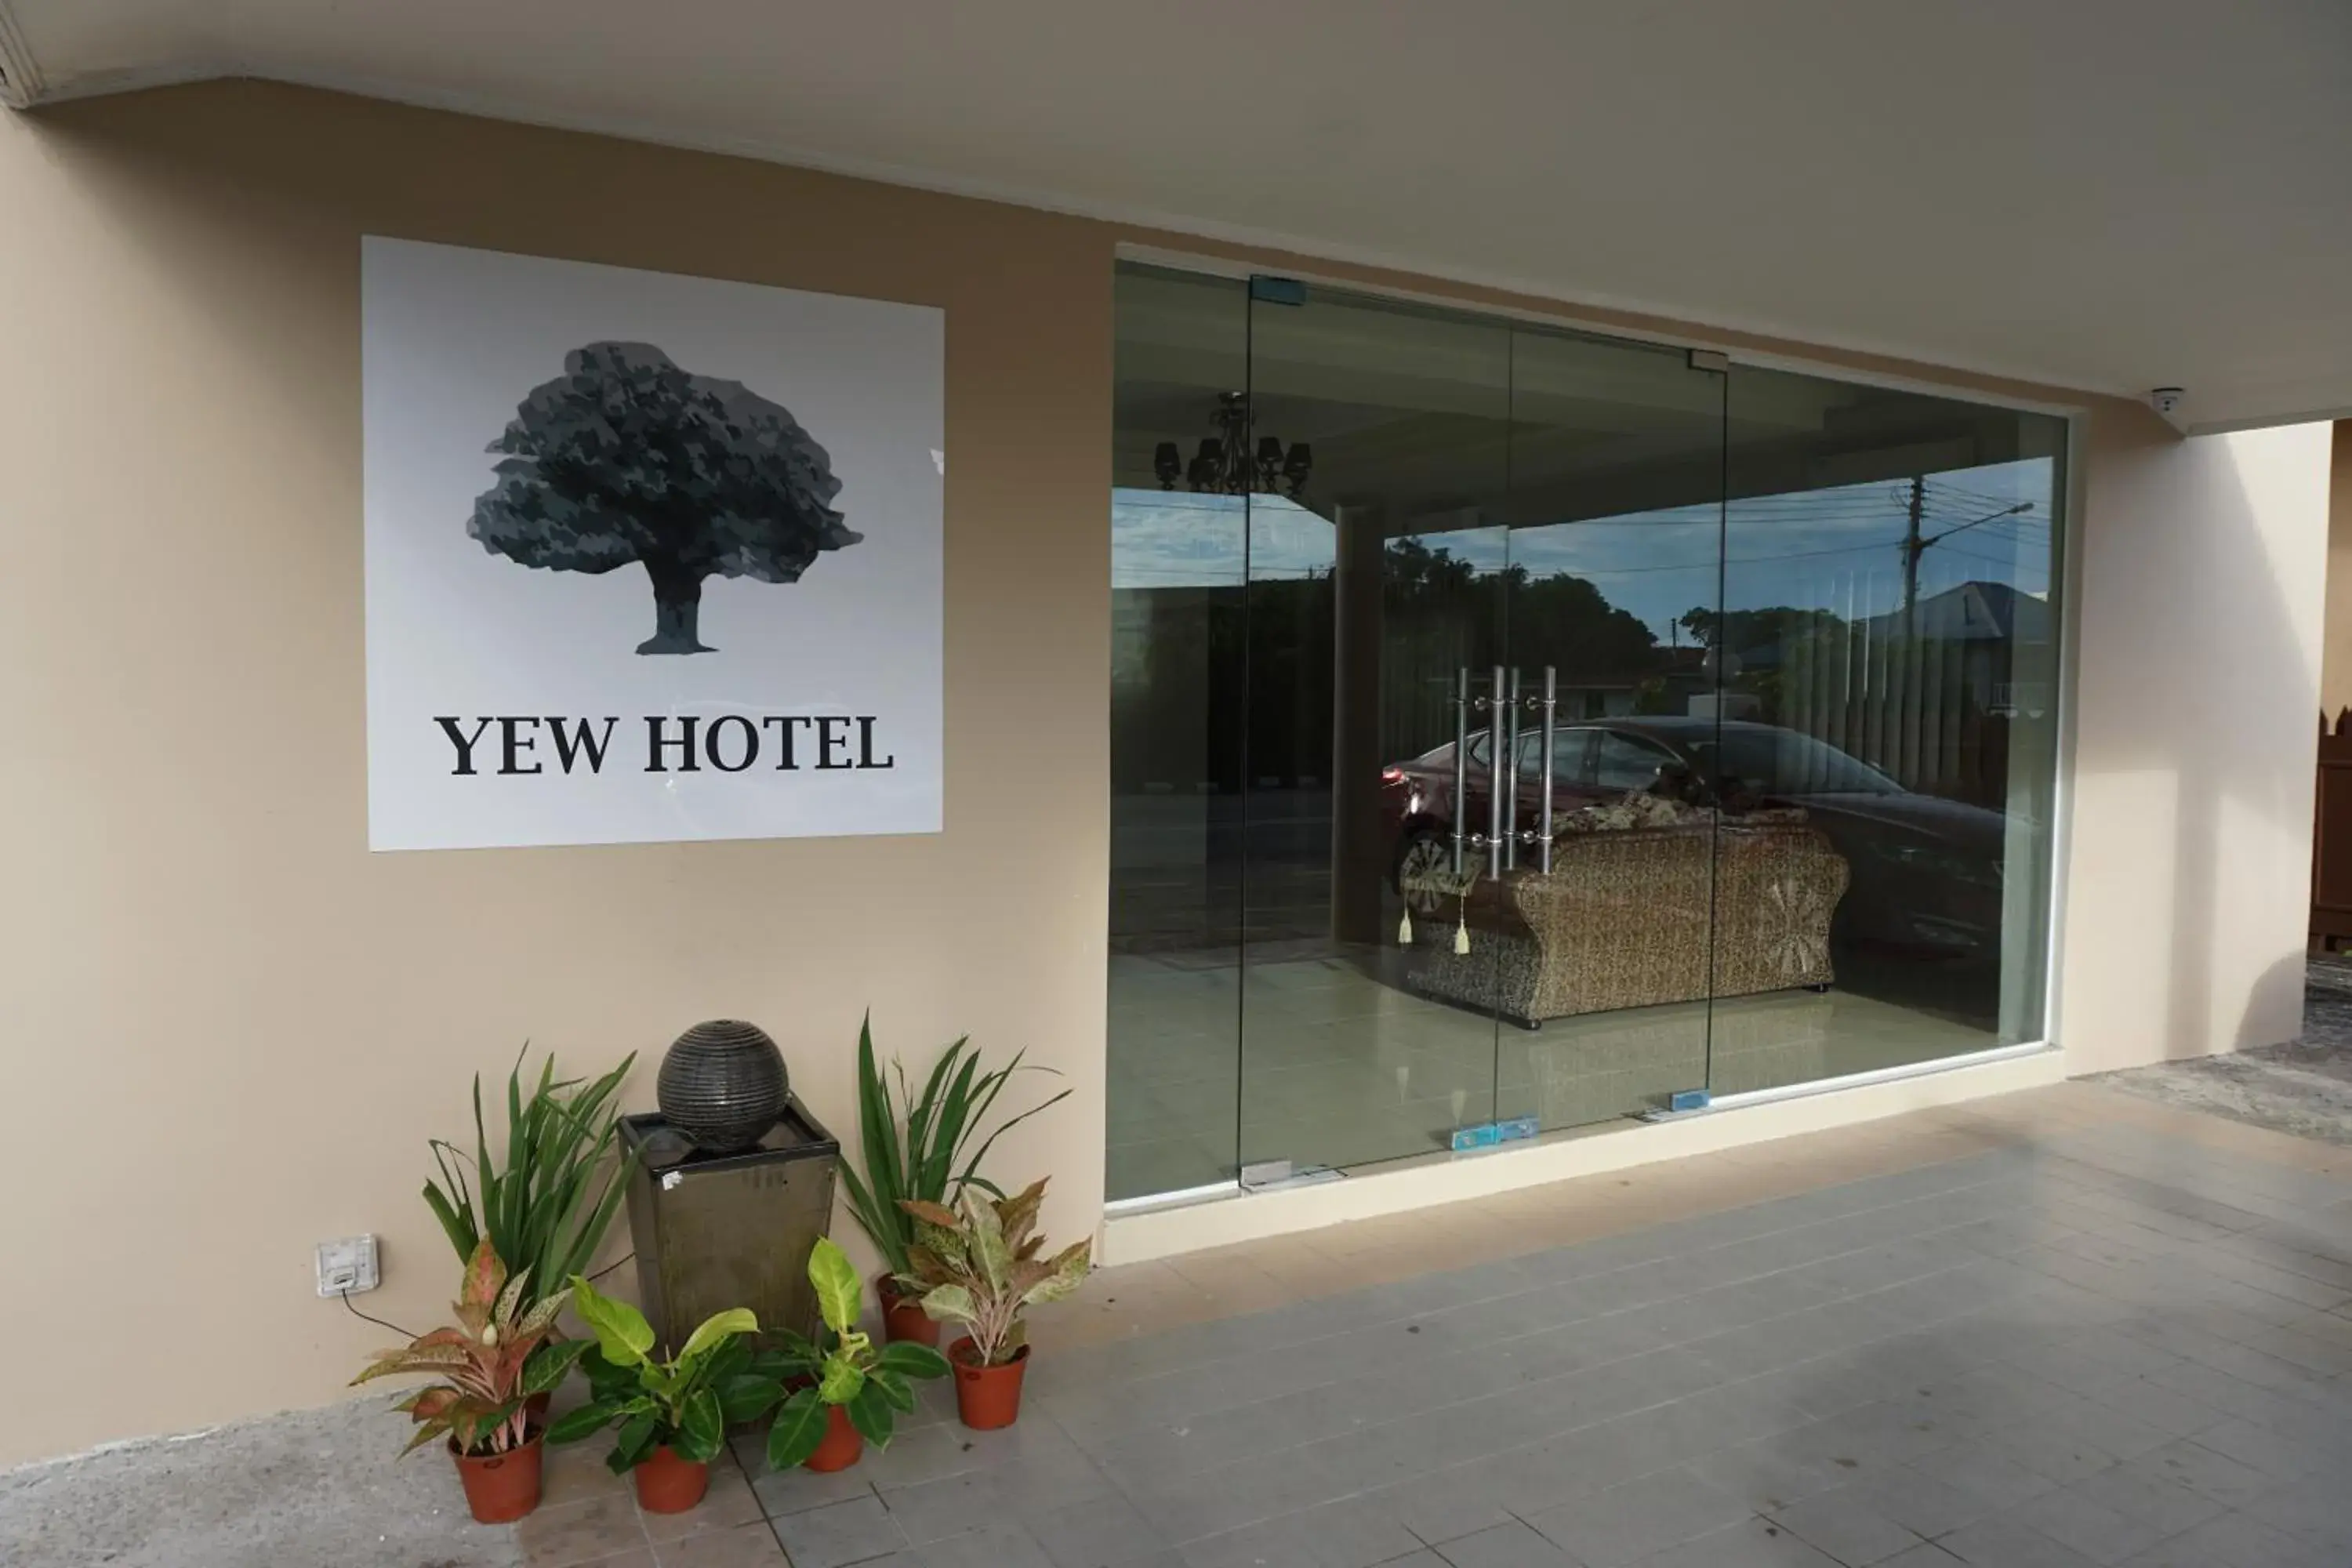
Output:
467,342,862,655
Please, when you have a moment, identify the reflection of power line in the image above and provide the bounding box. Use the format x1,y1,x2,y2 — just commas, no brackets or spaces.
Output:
1924,480,2043,514
1552,538,1915,575
1922,496,2046,524
1903,477,2036,619
1922,510,2047,537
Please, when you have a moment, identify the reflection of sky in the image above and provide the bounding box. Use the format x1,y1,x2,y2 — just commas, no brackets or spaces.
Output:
1112,458,2056,640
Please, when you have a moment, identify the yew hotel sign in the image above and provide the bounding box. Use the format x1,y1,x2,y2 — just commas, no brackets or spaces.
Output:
364,238,943,851
433,715,897,776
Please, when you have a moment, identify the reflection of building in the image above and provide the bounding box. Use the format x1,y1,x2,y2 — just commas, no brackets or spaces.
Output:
1863,582,2053,716
1561,647,1708,719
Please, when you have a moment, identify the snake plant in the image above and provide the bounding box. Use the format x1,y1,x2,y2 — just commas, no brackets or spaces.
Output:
423,1048,637,1314
837,1018,1069,1277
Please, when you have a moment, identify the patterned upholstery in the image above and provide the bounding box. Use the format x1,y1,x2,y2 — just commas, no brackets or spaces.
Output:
1406,821,1850,1026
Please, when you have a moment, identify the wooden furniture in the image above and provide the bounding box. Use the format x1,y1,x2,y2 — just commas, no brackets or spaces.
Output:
2312,712,2352,951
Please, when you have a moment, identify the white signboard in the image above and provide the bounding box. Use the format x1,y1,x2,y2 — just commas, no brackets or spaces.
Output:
362,238,943,851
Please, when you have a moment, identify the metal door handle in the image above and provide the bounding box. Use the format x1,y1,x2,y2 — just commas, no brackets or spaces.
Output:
1450,667,1471,874
1536,667,1556,873
1503,668,1523,870
1487,664,1506,879
1508,667,1558,874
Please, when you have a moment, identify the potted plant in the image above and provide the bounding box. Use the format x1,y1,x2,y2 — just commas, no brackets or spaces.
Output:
352,1241,587,1524
838,1017,1068,1345
898,1178,1090,1430
545,1276,779,1513
764,1237,949,1473
423,1049,635,1414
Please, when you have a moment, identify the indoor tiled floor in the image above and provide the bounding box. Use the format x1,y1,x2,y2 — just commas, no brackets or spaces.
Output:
1106,950,1997,1200
522,1080,2352,1566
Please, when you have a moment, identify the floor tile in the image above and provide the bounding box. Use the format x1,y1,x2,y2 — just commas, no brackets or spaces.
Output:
519,1492,649,1566
1766,1486,1929,1566
1933,1517,2103,1568
1370,1466,1517,1546
2115,1438,2270,1508
1524,1466,1750,1567
1626,1517,1840,1568
903,1520,1058,1567
654,1522,789,1566
2180,1416,2332,1483
2114,1509,2339,1568
541,1443,636,1508
771,1494,909,1568
2243,1471,2352,1555
1026,1491,1168,1568
750,1461,880,1518
2007,1480,2188,1565
1431,1519,1581,1567
642,1461,768,1541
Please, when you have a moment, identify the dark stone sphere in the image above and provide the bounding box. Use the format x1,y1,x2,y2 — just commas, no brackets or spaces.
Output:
656,1019,787,1153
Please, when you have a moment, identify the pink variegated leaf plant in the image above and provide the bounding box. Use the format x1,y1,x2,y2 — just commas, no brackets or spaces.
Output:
351,1240,586,1457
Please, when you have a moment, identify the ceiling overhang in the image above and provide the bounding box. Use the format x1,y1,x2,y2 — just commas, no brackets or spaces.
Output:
5,0,2350,435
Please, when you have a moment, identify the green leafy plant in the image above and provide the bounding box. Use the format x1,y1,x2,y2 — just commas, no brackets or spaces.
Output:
352,1240,587,1456
546,1275,780,1472
899,1178,1091,1367
837,1017,1069,1278
764,1238,949,1469
423,1049,637,1312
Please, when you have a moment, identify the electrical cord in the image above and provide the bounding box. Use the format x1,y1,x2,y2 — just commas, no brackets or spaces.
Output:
340,1289,416,1341
338,1253,634,1338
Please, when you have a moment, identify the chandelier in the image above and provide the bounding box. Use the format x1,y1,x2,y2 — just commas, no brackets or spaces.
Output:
1152,392,1312,499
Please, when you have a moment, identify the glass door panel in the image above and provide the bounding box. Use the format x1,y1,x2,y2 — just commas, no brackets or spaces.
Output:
1105,263,1247,1201
1711,365,2068,1094
1237,285,1514,1181
1493,329,1728,1133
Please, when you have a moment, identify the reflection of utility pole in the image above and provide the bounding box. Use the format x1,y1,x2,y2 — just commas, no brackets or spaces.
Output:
1900,477,2035,633
1900,476,1926,634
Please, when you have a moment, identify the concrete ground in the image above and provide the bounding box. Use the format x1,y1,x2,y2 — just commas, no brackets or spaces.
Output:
2096,956,2352,1147
0,1396,521,1568
10,1073,2352,1566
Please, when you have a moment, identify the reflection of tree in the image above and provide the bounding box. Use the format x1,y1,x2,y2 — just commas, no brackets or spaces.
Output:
1381,542,1669,757
1110,536,2016,808
1505,568,1661,681
1679,605,1845,653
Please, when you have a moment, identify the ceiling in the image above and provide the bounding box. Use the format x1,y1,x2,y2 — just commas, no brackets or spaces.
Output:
6,0,2350,434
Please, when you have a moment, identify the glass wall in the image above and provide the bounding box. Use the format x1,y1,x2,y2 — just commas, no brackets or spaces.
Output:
1105,267,1247,1200
1106,262,2067,1202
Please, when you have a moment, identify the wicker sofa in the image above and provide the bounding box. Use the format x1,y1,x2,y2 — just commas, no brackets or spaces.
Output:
1405,817,1850,1028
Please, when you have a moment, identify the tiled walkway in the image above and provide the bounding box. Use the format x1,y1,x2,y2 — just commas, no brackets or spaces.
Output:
521,1081,2352,1567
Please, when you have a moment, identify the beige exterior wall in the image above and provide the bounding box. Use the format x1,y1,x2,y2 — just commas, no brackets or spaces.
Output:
0,83,1115,1469
2057,419,2332,1073
0,80,2332,1466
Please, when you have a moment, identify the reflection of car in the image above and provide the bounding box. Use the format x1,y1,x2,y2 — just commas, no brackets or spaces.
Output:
1382,717,2009,960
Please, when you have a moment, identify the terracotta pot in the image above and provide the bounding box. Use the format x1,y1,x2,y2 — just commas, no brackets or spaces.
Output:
633,1445,710,1514
877,1274,941,1348
804,1403,864,1473
949,1340,1029,1431
451,1428,544,1524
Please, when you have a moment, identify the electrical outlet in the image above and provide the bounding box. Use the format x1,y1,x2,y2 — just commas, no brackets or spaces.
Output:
316,1235,380,1298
